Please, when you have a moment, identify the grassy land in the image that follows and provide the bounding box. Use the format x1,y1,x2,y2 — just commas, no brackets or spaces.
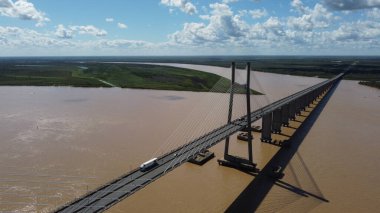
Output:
90,56,380,90
0,62,262,94
359,81,380,89
0,64,109,87
1,56,379,90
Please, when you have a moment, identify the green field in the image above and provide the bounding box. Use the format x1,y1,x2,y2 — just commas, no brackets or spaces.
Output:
80,56,380,89
359,81,380,89
1,56,379,90
0,62,262,94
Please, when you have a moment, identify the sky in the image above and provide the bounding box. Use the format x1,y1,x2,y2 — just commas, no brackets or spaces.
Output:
0,0,379,56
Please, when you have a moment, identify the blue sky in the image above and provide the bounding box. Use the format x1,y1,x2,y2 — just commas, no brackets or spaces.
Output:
0,0,379,56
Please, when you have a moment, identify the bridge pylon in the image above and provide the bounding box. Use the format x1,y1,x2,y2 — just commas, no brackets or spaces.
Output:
218,62,257,172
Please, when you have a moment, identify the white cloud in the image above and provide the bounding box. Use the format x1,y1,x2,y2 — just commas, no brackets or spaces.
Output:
117,22,128,29
249,9,267,19
291,0,307,13
222,0,239,3
70,25,107,37
55,25,107,38
329,20,380,41
96,39,152,48
367,7,380,18
324,0,380,10
55,24,74,39
160,0,197,15
167,0,380,54
0,25,156,55
105,18,114,22
288,2,335,31
1,0,380,56
0,26,72,47
169,3,247,45
0,0,49,26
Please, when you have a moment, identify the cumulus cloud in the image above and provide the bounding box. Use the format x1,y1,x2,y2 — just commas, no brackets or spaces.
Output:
288,1,335,31
1,0,380,55
367,7,380,18
169,3,247,45
0,0,49,26
291,0,307,13
70,25,107,37
0,26,72,47
0,25,155,55
55,25,107,39
324,0,380,10
329,20,380,41
166,0,380,54
55,24,74,39
160,0,197,15
249,9,267,19
117,22,128,29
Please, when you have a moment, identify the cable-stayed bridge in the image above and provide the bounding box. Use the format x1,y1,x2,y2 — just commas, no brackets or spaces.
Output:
55,62,348,213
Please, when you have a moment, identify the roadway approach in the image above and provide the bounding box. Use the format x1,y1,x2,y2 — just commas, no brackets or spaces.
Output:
55,66,346,213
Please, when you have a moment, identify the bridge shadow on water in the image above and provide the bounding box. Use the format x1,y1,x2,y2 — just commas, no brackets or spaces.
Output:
225,82,341,213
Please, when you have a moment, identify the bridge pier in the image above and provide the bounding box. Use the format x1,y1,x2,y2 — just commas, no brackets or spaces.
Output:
295,98,301,115
311,91,317,104
261,112,272,142
301,95,307,111
219,62,256,172
272,108,282,134
307,93,313,107
289,101,296,120
281,104,290,127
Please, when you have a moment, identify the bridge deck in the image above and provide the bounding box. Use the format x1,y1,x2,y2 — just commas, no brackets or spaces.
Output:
55,72,344,213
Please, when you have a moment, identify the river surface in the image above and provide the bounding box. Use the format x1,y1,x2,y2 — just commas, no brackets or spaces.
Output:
0,64,379,212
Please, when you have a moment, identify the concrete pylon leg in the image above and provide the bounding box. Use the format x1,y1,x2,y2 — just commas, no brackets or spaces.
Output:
261,113,272,142
272,108,282,134
281,104,289,126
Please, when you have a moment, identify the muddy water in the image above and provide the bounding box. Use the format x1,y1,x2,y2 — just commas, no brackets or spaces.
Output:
0,64,379,212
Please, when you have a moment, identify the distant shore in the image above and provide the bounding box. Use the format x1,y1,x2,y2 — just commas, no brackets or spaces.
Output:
0,62,262,95
1,56,379,91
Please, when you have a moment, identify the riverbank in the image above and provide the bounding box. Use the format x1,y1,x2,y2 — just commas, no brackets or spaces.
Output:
0,62,262,94
359,81,380,89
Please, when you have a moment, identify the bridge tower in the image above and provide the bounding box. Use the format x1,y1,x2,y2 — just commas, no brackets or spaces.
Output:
218,62,257,172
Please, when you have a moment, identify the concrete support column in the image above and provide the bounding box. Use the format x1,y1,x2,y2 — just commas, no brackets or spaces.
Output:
289,101,296,120
295,99,300,115
272,108,282,134
300,96,306,111
311,93,314,104
303,95,308,110
281,104,290,126
312,91,317,103
261,112,272,142
319,87,323,98
307,94,312,107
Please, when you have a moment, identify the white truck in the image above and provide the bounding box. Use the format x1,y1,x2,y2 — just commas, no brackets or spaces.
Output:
139,158,158,172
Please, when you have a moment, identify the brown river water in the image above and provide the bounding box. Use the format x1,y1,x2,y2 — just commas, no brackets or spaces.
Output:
0,64,379,212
